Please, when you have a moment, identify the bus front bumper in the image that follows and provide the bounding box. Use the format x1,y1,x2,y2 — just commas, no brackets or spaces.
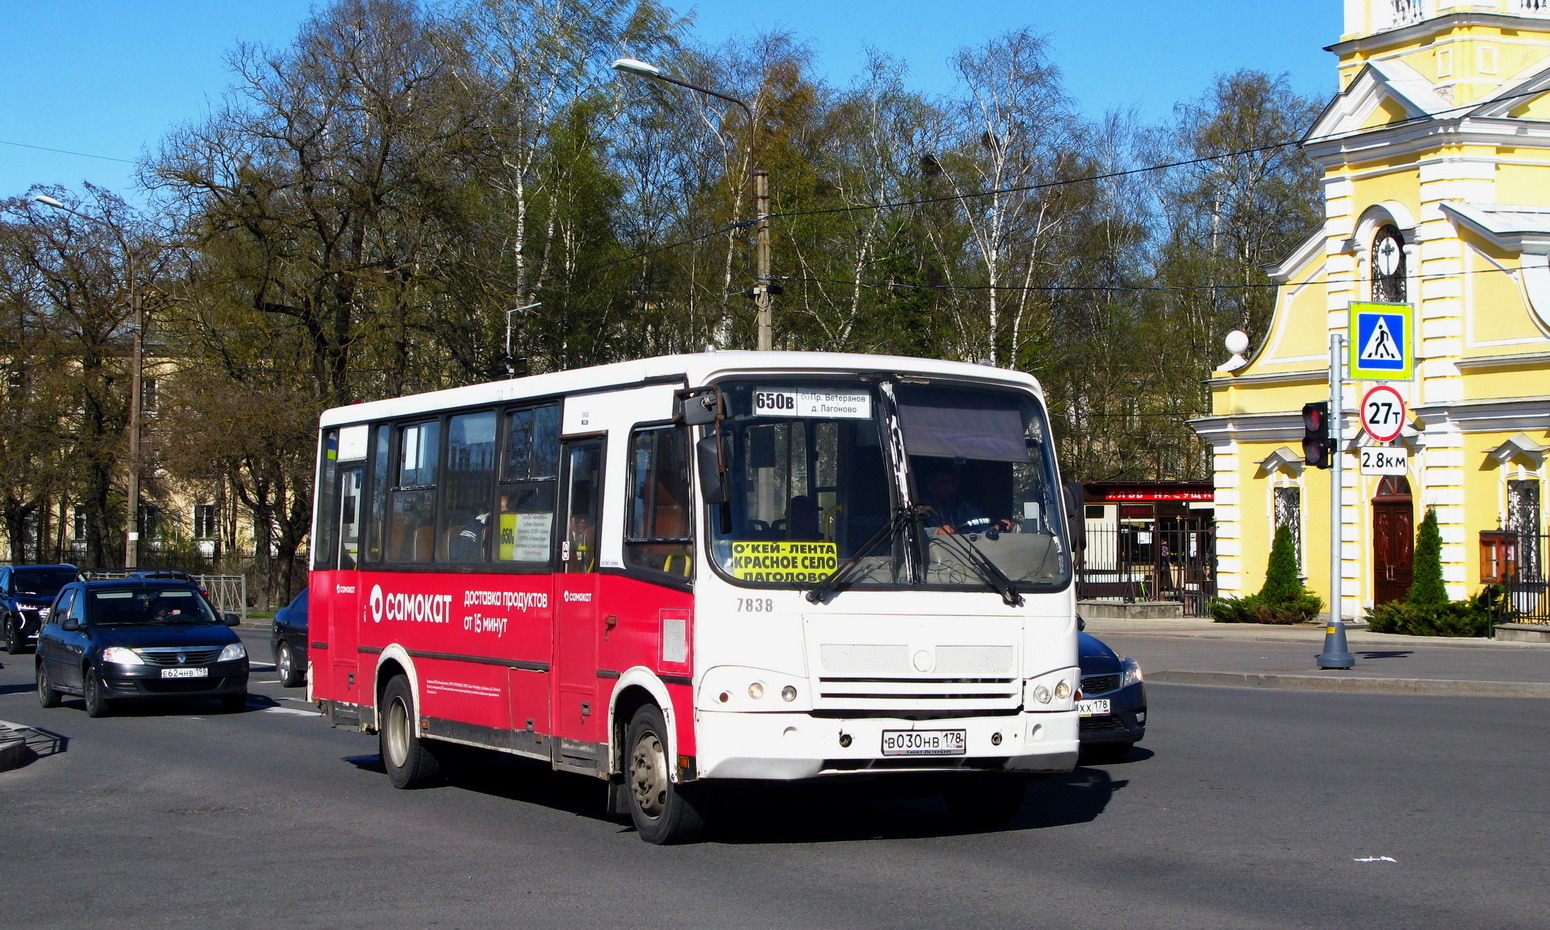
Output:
693,709,1079,781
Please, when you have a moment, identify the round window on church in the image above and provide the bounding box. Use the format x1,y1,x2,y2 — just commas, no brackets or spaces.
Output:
1371,224,1406,303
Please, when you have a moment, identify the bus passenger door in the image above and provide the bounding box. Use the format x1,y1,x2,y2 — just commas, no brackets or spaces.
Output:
552,437,604,769
327,465,364,708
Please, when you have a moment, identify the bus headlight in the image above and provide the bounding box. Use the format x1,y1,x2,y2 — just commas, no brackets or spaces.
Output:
1025,667,1079,711
699,666,810,711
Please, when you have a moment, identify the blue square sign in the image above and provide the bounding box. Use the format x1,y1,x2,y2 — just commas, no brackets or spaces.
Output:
1349,302,1413,380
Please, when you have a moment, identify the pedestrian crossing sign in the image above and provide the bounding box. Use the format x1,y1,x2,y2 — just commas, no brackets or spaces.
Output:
1349,302,1413,381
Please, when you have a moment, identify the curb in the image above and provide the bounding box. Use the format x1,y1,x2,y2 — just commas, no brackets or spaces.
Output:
1148,670,1550,699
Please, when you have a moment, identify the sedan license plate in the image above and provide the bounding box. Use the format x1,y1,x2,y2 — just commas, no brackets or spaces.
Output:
1077,698,1111,717
881,729,966,757
161,667,209,679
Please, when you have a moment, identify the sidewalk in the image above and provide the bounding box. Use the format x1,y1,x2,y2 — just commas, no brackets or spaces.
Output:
1083,616,1550,698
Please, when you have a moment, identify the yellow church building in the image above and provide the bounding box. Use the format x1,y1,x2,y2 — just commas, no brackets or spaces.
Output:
1192,0,1550,624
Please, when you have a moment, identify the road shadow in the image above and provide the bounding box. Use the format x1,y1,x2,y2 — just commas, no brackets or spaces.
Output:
342,743,1134,845
0,680,39,697
1,724,70,770
1356,650,1415,660
53,691,280,717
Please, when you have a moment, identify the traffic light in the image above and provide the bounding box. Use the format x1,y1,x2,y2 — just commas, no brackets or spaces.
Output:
1302,401,1333,469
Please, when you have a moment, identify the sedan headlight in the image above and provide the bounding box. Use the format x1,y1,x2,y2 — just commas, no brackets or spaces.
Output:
219,643,248,662
1121,657,1143,689
101,646,145,666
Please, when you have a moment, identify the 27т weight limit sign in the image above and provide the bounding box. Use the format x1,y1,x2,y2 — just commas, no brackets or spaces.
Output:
1360,384,1406,442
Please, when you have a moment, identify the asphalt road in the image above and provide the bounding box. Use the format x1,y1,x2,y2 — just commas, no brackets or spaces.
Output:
1,627,1546,929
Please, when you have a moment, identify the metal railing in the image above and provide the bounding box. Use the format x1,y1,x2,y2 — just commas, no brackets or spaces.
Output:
1495,534,1549,626
1076,523,1216,617
87,571,248,621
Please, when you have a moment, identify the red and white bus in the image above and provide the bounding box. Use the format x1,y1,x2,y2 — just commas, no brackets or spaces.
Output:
310,351,1081,843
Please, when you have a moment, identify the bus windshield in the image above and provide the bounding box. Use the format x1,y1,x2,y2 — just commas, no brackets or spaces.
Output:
705,378,1071,594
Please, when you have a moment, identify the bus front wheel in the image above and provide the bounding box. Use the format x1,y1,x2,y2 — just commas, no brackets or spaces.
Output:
380,676,445,789
625,704,706,845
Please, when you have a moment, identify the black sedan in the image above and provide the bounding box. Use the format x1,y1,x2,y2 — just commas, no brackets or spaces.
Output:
271,587,309,687
35,579,248,717
1077,630,1146,762
2,564,83,654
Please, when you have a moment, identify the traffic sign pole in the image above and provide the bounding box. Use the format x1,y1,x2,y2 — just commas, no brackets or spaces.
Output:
1320,332,1355,669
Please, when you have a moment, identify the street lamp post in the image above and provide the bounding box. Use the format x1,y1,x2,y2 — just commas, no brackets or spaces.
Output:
611,58,773,351
35,194,145,569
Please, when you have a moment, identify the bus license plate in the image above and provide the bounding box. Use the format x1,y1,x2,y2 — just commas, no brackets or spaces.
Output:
161,667,209,679
881,729,966,757
1077,699,1110,717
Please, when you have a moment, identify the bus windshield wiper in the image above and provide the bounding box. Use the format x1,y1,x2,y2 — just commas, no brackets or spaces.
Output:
805,504,921,605
933,529,1025,608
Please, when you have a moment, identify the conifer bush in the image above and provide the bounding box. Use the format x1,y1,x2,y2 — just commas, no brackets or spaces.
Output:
1364,508,1496,637
1210,525,1323,624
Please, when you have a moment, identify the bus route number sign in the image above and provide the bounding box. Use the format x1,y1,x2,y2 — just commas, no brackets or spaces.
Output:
1360,384,1406,443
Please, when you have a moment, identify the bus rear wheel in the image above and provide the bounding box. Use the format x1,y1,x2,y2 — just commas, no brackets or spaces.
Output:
380,676,444,789
625,704,706,845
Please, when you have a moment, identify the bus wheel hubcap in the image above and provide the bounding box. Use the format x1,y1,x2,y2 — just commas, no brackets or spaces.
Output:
631,733,667,818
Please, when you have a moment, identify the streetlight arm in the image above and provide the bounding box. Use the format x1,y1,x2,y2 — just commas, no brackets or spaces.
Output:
610,58,752,121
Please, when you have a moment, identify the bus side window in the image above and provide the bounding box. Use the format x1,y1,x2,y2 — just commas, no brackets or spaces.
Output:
362,426,390,563
313,430,340,570
625,426,693,577
495,403,561,567
440,410,498,563
388,420,440,562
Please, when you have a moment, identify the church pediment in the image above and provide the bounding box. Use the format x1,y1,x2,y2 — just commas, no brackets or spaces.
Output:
1468,60,1550,121
1304,59,1450,143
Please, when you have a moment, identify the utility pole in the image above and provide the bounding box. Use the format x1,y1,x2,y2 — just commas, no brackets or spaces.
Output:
612,58,774,350
754,169,772,351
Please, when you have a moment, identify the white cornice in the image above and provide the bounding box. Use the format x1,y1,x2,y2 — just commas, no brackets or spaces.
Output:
1205,370,1328,390
1412,396,1550,432
1454,350,1550,370
1326,13,1550,58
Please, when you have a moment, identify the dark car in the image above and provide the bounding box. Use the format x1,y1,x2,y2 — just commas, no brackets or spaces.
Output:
1077,630,1146,762
2,564,83,654
271,587,308,687
127,569,206,593
34,579,248,717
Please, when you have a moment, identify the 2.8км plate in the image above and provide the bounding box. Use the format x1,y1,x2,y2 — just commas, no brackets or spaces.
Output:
881,729,966,756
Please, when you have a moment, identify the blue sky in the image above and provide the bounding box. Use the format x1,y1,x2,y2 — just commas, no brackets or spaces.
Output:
3,1,1341,203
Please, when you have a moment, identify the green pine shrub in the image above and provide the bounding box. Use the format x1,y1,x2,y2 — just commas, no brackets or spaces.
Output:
1407,508,1448,606
1365,585,1500,637
1210,525,1324,624
1362,510,1498,638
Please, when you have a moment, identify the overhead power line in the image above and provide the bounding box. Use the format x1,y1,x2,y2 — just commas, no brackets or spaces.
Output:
0,138,139,165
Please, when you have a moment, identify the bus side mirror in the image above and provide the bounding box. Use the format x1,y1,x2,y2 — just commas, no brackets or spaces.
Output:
1063,482,1086,553
697,434,729,505
680,391,720,426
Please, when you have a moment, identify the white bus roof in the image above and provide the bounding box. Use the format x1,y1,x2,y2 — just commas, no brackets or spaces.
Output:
319,351,1045,428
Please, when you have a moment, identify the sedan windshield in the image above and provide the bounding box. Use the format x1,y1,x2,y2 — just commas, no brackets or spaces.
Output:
89,588,218,626
704,378,1070,594
14,569,79,596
